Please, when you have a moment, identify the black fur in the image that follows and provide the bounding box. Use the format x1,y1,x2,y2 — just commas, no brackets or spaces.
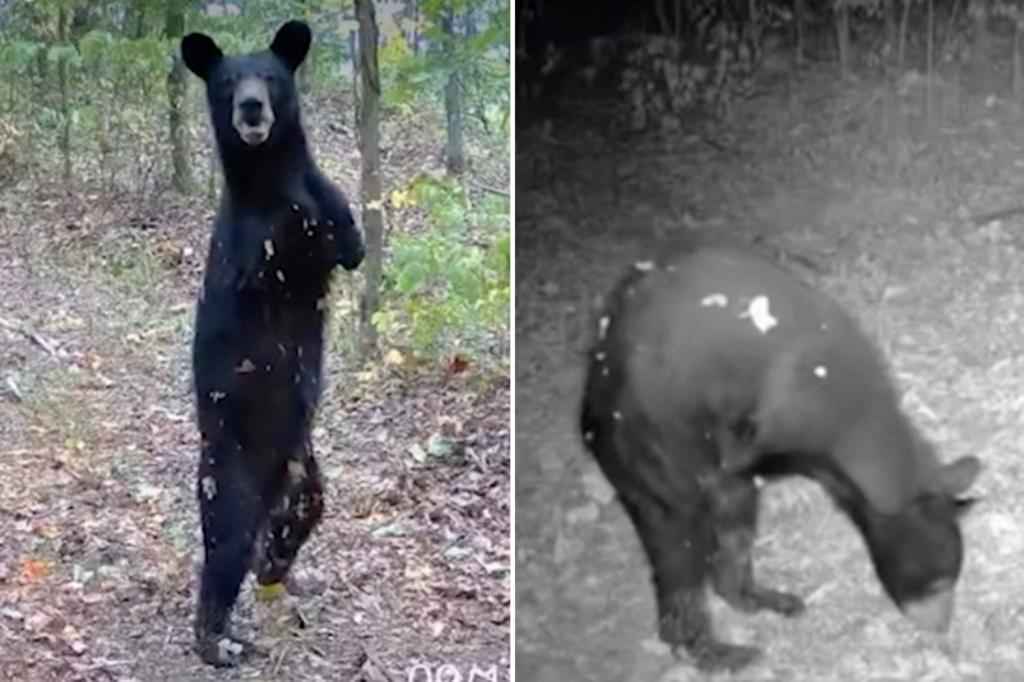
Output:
183,20,364,667
580,248,979,671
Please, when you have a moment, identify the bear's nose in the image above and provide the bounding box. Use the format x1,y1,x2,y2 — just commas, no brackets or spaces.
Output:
238,98,264,126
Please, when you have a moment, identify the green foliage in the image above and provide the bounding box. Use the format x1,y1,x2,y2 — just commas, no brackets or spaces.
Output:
0,39,42,71
384,0,509,144
373,175,509,363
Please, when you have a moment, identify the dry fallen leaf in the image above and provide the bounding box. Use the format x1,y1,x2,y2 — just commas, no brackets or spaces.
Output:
449,354,470,375
408,442,427,463
20,558,48,583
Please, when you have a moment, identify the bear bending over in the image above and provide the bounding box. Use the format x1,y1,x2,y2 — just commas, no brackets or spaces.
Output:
580,248,980,672
182,20,364,667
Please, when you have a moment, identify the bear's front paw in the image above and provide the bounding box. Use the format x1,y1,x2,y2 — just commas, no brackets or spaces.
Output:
684,639,762,672
195,632,267,668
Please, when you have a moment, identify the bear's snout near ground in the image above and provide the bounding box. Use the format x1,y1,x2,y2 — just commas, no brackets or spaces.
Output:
182,20,365,667
579,247,981,672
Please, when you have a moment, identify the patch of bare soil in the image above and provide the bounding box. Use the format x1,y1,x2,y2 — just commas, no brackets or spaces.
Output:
516,62,1024,681
0,180,509,680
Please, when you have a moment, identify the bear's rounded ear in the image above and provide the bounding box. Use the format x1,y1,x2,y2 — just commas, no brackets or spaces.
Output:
270,20,311,72
940,455,981,497
181,33,223,81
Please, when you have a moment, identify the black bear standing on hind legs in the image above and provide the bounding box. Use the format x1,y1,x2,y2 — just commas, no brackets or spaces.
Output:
580,248,981,672
181,20,364,667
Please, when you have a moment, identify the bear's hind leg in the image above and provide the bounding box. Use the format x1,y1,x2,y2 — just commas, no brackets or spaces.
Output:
619,491,762,672
195,441,270,667
709,474,805,617
254,440,325,593
586,403,761,672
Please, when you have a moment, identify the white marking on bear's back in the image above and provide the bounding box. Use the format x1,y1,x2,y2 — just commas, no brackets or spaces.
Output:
740,295,778,333
700,293,728,308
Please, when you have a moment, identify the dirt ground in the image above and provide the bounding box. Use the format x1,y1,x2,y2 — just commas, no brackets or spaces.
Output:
515,57,1024,681
0,163,510,679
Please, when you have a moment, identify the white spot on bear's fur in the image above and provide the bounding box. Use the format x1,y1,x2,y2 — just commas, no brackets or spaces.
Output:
288,460,307,480
263,239,275,260
634,260,655,272
598,316,610,340
701,294,728,308
740,296,778,333
201,475,217,500
814,365,828,378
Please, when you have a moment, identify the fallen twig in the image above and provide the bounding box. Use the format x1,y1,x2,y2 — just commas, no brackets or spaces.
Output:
348,645,396,682
467,179,510,198
972,205,1024,226
0,316,59,358
4,376,23,402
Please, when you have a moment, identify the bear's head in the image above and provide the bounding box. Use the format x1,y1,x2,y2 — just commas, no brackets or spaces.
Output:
856,454,980,633
181,21,311,153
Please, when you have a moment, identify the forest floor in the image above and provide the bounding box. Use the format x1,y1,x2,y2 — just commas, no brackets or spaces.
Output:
0,105,510,680
516,48,1024,681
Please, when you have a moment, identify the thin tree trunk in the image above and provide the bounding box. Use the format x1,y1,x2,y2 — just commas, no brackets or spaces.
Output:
968,0,990,86
835,1,850,78
349,28,360,124
442,9,465,175
27,48,45,183
355,0,384,359
1015,14,1024,101
883,0,897,62
899,0,913,68
413,0,421,54
58,6,72,189
926,0,935,130
794,0,805,65
652,0,672,35
166,3,191,193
